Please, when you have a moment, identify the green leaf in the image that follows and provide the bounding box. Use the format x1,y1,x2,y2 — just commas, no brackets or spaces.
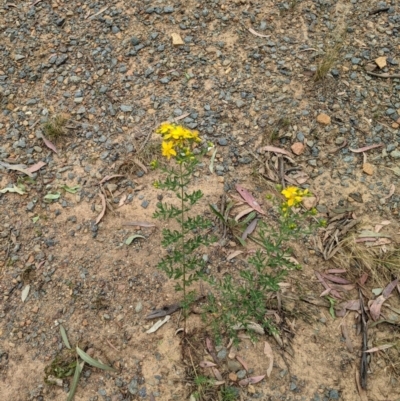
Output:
209,204,225,222
62,185,80,194
60,325,71,349
44,192,61,200
32,216,40,223
0,185,26,195
76,346,117,372
125,234,145,245
67,361,84,401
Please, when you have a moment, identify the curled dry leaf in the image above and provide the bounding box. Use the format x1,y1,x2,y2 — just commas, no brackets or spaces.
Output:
21,285,30,302
236,355,248,371
258,145,291,156
235,185,265,215
26,161,46,174
0,161,33,177
95,193,106,225
99,174,124,185
248,27,270,38
359,273,369,285
227,250,244,261
369,279,399,321
383,185,395,201
235,207,254,222
212,367,223,381
238,375,265,386
43,137,58,154
264,342,274,377
326,269,347,274
242,218,258,240
199,361,217,368
365,344,395,353
349,144,383,153
118,194,127,207
321,273,351,285
146,315,171,333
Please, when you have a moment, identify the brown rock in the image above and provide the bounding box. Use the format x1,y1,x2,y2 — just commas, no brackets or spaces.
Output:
171,33,184,46
375,56,387,69
363,163,374,175
316,113,331,125
291,142,305,155
302,196,317,210
228,372,238,382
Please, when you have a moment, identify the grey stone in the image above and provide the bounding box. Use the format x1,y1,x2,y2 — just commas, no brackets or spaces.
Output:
120,105,133,112
236,370,246,379
135,302,143,313
141,200,149,209
296,132,305,142
131,37,140,46
329,389,339,399
217,348,227,360
227,360,242,372
218,138,228,146
390,150,400,159
128,379,138,395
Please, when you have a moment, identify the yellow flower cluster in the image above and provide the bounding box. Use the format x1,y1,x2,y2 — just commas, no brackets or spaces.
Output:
156,123,201,160
281,186,309,207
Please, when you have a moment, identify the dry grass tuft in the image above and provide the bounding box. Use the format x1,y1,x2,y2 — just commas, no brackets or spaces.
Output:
314,31,346,82
43,114,68,140
333,235,400,286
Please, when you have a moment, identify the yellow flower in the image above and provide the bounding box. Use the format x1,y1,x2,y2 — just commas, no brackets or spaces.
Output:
281,186,303,206
157,122,173,135
162,141,177,159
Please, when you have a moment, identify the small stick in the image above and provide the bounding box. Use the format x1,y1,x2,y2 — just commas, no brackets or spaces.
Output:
366,71,400,79
368,7,390,16
359,289,368,389
106,338,120,352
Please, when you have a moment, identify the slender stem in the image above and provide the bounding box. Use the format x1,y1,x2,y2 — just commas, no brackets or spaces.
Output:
179,162,186,335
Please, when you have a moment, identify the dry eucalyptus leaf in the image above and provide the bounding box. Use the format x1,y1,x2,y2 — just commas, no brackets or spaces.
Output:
264,342,274,377
21,285,30,302
146,315,171,333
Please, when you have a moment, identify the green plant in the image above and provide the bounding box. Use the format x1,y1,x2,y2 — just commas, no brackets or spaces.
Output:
220,386,239,401
153,123,215,332
210,201,257,245
209,187,318,342
44,325,116,401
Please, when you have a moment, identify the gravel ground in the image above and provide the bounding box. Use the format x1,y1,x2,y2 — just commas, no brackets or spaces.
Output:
1,0,400,400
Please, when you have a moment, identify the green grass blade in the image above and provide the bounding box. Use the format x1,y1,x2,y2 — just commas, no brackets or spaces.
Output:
76,347,116,372
60,325,71,349
209,204,225,222
67,361,84,401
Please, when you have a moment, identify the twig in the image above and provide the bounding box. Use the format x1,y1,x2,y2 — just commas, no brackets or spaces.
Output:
366,71,400,79
368,7,390,16
106,338,120,352
359,289,368,389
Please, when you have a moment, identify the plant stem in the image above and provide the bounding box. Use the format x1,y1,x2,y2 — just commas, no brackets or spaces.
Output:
179,162,186,336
